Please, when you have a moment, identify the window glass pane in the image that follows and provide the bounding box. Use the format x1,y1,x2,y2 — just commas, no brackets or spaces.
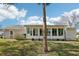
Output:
47,28,51,36
10,31,13,35
52,28,57,36
58,28,63,36
27,27,32,36
30,30,32,36
33,28,38,36
40,28,43,36
27,28,30,34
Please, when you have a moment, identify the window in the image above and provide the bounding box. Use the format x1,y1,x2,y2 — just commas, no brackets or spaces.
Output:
27,28,32,36
10,31,13,38
52,28,57,36
23,34,26,38
10,31,13,35
27,28,30,34
40,28,43,36
58,28,63,36
33,28,38,36
47,29,51,36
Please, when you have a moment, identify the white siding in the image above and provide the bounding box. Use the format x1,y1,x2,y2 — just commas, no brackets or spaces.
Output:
26,26,65,40
66,28,76,40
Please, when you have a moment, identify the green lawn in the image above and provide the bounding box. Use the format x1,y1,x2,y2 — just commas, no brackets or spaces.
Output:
0,39,79,56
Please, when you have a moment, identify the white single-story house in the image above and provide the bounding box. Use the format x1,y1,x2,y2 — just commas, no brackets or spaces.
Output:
0,25,76,40
25,25,76,40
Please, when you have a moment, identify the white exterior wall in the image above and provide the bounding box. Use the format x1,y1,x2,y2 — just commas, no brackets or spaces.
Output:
2,25,76,40
4,26,26,39
4,30,11,39
66,28,76,40
26,25,65,40
26,35,65,40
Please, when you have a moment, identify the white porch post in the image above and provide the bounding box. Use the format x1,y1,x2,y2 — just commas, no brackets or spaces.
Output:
26,28,27,38
57,28,59,36
51,28,52,39
32,28,33,36
38,28,40,37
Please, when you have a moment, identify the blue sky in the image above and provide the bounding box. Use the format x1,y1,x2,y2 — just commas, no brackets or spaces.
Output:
16,3,79,17
1,3,79,28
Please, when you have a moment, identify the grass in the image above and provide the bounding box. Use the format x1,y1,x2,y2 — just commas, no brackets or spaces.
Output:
0,38,79,56
47,41,79,56
0,38,17,41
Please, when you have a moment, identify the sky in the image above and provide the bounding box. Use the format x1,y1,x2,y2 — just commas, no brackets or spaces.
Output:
1,3,79,31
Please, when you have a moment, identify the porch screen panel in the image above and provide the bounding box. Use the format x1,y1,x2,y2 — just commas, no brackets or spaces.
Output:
40,28,43,36
52,28,57,36
58,28,63,36
27,27,32,36
33,28,38,36
47,28,51,36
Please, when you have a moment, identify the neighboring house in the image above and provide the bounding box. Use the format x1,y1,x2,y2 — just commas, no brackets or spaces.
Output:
25,25,76,40
3,25,26,39
0,29,4,38
0,25,76,40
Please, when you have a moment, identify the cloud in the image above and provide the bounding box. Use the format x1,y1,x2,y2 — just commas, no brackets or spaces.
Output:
19,20,26,25
19,8,79,27
23,16,53,25
19,16,56,25
21,15,68,25
0,4,79,27
48,8,79,27
25,16,42,25
0,15,6,22
1,4,79,28
62,9,79,27
19,16,68,25
0,4,27,22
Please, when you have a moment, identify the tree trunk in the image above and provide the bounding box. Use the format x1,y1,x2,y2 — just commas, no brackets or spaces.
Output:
42,3,48,53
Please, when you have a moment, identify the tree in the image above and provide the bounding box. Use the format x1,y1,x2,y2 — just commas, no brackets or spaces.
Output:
38,3,50,54
42,3,48,53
